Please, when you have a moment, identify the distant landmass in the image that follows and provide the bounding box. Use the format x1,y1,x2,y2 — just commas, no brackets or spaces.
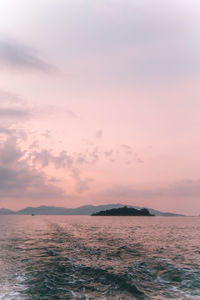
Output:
0,204,184,216
0,208,15,215
92,206,154,216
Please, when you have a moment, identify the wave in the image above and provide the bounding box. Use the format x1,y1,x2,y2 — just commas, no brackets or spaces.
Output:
128,257,200,299
1,219,200,299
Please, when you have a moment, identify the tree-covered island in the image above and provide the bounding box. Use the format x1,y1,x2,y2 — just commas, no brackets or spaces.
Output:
91,206,154,216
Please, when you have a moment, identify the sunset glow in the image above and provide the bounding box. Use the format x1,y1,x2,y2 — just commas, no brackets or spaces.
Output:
0,0,200,215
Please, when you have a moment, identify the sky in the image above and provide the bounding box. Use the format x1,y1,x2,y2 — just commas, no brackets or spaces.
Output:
0,0,200,215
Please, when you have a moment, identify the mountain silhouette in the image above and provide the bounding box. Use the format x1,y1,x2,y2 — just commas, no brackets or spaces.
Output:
0,204,183,216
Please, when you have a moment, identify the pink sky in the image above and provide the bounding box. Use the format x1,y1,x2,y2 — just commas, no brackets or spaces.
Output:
0,0,200,215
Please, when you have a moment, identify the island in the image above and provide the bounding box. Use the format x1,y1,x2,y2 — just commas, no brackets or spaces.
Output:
91,206,154,216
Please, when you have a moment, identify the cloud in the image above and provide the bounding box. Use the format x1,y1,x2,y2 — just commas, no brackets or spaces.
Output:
71,168,92,193
121,144,133,155
96,130,103,139
0,89,34,125
29,140,39,149
31,149,93,193
32,149,74,169
90,148,99,164
0,90,24,104
104,150,113,157
19,0,200,80
0,135,66,201
105,180,200,200
0,108,31,119
0,1,199,83
0,136,24,165
42,130,51,139
0,123,27,142
0,91,95,197
0,165,65,200
120,144,143,164
66,110,79,119
0,39,53,72
0,127,15,136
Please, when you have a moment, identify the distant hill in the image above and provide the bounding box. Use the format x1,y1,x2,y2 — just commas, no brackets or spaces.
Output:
0,204,184,216
16,206,68,215
0,208,14,215
15,204,124,215
92,207,154,216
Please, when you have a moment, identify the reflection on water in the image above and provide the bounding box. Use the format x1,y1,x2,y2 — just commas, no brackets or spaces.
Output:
0,216,200,299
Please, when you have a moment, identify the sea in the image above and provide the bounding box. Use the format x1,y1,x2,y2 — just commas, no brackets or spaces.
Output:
0,216,200,299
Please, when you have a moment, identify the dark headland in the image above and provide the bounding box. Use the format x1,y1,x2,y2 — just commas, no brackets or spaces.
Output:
91,206,154,216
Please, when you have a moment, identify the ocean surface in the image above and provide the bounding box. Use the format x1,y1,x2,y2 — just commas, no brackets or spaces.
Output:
0,216,200,299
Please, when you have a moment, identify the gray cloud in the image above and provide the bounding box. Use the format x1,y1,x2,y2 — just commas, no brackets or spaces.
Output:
0,108,31,119
0,125,27,142
25,0,200,80
0,135,66,201
105,180,200,200
31,149,93,193
0,39,53,72
32,146,100,169
32,150,74,169
0,136,24,165
75,149,99,166
0,89,34,125
0,90,24,104
0,1,199,82
37,0,192,53
0,93,99,196
0,165,65,200
0,127,15,135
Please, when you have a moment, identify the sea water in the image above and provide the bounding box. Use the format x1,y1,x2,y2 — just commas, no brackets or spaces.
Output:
0,216,200,299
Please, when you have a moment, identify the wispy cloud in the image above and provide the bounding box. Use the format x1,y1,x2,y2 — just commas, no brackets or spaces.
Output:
0,108,31,119
105,180,200,200
66,110,79,119
0,39,54,72
0,90,24,104
121,144,133,154
96,130,103,139
0,89,33,124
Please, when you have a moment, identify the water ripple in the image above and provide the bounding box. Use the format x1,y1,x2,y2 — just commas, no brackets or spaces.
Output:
0,216,200,299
